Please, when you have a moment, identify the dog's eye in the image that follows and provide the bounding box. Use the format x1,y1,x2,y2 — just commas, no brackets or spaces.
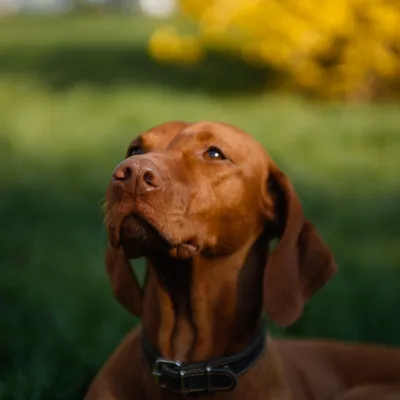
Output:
204,146,226,161
129,146,144,156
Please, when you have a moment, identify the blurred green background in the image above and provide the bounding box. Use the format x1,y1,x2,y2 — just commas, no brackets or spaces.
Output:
1,10,400,400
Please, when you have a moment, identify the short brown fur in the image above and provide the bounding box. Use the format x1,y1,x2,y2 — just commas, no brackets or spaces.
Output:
86,121,400,400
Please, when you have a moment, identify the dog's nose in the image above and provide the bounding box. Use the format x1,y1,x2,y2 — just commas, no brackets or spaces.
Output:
113,164,132,181
139,167,161,190
112,158,162,193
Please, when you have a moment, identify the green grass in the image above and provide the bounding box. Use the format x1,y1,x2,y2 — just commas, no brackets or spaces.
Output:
1,16,400,400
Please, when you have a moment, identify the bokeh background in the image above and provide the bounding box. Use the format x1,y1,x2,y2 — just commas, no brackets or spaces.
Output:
1,1,399,399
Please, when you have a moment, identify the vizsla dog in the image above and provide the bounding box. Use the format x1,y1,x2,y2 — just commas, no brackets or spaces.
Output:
86,121,400,400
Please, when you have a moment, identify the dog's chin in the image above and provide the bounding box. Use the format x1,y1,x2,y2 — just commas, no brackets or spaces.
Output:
119,214,199,260
119,214,170,258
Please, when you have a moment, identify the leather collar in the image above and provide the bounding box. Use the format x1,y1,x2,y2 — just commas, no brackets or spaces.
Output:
141,328,266,396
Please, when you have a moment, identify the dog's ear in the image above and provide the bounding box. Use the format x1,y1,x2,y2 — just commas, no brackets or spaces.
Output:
262,163,337,327
105,244,143,317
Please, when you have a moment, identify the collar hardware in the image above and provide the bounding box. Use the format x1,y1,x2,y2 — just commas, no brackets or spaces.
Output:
152,359,181,386
142,328,266,396
152,359,237,395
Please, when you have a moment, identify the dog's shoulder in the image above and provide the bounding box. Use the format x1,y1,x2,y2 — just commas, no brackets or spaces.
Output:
86,326,150,399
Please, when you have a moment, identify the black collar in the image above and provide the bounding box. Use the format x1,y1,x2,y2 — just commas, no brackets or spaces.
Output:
141,328,266,396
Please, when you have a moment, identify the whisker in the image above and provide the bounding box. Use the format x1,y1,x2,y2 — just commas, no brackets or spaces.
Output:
97,197,106,207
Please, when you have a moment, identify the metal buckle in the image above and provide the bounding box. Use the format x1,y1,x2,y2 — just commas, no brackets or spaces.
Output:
152,359,237,395
152,359,181,387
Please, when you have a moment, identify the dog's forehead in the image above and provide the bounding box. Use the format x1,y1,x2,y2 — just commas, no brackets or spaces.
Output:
139,121,189,151
182,121,248,140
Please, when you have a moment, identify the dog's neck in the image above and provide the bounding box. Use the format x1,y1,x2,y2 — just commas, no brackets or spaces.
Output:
141,235,268,363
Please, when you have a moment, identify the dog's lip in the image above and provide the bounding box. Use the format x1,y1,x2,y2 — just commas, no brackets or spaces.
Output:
168,241,199,259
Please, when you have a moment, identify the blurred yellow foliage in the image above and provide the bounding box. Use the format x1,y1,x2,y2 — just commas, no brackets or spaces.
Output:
149,27,203,65
148,0,400,99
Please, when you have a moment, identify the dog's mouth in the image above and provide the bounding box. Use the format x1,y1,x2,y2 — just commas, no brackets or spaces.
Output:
119,213,199,260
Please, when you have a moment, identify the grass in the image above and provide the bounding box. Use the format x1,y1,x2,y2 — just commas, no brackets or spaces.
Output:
1,15,400,400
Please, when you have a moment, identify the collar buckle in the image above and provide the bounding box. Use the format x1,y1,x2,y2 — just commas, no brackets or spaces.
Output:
152,359,181,387
152,359,237,395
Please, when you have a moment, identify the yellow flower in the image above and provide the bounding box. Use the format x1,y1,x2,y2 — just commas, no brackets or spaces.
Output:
148,26,182,63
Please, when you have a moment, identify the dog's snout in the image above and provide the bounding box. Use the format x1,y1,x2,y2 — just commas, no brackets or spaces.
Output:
139,166,161,191
142,168,160,188
113,165,132,181
112,158,162,193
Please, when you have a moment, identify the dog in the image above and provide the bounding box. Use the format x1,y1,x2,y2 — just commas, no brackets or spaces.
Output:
86,121,400,399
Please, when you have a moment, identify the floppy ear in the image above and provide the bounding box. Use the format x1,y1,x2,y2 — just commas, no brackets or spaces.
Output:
105,244,143,317
263,163,337,327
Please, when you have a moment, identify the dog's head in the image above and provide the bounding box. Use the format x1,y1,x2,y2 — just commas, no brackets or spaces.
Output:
105,121,337,326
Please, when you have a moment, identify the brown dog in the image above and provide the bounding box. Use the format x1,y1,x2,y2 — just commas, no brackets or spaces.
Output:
86,121,400,400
